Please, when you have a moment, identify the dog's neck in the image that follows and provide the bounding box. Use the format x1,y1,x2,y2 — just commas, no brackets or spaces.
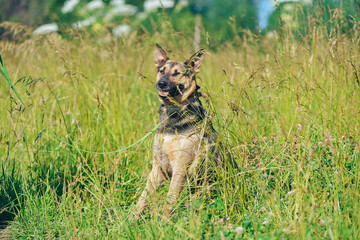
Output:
158,89,206,134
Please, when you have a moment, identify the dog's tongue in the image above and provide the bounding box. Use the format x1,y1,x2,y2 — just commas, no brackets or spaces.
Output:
159,91,169,97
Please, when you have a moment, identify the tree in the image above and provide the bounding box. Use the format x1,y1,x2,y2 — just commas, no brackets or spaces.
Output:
0,0,66,26
266,0,360,36
188,0,258,43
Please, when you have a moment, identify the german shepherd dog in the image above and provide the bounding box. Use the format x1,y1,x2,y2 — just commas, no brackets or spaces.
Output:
133,44,235,219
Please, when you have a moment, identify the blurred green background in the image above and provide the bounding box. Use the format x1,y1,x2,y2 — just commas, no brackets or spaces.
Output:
1,0,359,47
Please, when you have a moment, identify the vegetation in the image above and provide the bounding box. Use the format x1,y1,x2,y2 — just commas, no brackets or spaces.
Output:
267,0,360,37
1,4,360,239
0,0,66,26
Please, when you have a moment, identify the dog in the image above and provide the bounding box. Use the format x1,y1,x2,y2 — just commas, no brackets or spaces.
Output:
133,44,236,219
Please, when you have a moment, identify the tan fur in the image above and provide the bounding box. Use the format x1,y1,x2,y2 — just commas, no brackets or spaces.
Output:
133,127,206,217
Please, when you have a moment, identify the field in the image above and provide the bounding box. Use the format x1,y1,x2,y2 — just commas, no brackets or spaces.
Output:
1,15,360,239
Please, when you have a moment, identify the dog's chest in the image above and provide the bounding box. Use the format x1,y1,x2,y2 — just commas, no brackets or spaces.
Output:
153,131,203,175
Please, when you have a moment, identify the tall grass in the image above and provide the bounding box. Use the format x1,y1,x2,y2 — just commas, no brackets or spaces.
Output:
0,8,360,239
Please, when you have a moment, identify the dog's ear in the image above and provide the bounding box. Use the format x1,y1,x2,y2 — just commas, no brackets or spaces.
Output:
186,49,205,73
154,43,169,68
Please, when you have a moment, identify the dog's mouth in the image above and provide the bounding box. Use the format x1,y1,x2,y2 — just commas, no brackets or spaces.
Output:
158,91,170,97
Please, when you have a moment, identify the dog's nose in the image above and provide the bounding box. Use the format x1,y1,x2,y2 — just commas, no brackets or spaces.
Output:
157,80,168,89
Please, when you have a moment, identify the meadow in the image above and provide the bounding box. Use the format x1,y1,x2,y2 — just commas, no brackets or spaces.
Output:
0,12,360,239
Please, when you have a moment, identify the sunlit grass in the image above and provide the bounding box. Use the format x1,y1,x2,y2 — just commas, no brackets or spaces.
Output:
0,16,360,239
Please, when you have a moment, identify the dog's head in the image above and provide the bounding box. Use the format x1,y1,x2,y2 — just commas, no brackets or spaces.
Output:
154,43,205,105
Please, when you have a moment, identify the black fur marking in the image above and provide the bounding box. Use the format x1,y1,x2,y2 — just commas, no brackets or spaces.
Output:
178,84,184,91
158,92,206,134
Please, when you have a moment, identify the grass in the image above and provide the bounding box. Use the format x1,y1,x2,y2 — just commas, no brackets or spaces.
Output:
0,13,360,239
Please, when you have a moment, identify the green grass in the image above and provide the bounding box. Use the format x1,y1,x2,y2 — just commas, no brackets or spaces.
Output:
1,18,360,239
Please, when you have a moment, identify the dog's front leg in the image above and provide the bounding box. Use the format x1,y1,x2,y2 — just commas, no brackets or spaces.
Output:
165,169,186,214
133,167,164,219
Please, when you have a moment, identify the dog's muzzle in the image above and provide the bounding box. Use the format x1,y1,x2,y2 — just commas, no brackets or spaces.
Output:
156,80,179,98
157,80,168,90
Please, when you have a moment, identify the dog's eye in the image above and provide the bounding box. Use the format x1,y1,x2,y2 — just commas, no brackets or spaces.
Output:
172,71,180,77
159,68,165,74
178,84,184,91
